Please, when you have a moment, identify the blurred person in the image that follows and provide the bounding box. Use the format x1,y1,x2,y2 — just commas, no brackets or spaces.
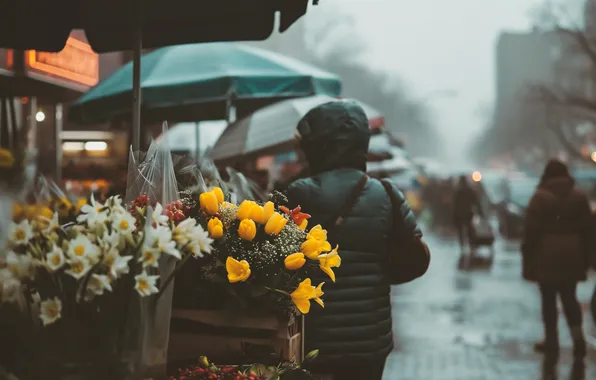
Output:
286,101,430,380
452,175,483,253
522,159,593,373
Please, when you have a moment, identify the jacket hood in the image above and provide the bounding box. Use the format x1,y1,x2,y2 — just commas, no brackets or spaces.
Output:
296,100,370,175
539,176,575,199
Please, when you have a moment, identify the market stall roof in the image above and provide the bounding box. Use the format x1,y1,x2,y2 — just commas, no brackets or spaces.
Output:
0,0,315,53
68,43,341,124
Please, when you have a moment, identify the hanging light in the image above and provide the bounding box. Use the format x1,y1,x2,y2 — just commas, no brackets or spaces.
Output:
35,111,45,122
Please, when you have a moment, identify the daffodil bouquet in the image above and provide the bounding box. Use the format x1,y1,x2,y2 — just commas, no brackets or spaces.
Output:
175,188,341,319
0,194,213,379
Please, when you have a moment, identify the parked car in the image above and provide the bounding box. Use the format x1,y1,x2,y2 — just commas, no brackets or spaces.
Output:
496,176,539,239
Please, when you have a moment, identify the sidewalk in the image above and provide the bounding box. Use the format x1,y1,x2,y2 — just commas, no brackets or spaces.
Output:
383,233,596,380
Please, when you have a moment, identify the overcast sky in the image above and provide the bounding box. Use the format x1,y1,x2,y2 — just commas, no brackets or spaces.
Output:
309,0,547,163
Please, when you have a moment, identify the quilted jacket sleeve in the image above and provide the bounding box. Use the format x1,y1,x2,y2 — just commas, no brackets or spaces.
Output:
387,180,423,237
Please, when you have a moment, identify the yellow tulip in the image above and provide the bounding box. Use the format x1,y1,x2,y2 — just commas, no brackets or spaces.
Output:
300,238,332,260
208,217,224,239
226,256,251,283
264,212,288,235
284,253,306,270
236,200,257,220
298,219,308,231
314,282,325,308
307,225,328,242
211,187,225,204
39,207,54,220
263,201,275,222
247,205,266,224
199,191,219,215
318,245,341,282
238,219,257,241
290,278,316,314
0,148,15,168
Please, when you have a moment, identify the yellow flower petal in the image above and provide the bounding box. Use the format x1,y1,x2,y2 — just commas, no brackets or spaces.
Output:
238,219,257,241
263,201,275,223
290,278,316,314
300,238,321,260
208,217,224,239
307,225,327,241
236,200,257,220
248,205,266,224
298,219,308,231
314,282,325,308
211,187,225,204
264,212,288,235
199,192,219,215
225,256,251,283
284,253,306,270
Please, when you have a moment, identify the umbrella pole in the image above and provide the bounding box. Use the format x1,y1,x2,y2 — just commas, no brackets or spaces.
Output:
131,0,143,152
194,121,200,163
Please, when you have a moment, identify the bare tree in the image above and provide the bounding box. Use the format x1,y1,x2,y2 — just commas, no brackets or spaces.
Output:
527,0,596,164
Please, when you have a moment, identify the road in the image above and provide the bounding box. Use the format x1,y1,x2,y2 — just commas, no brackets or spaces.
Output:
383,229,596,380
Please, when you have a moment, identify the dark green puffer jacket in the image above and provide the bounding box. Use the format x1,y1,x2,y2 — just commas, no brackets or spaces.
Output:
286,101,421,366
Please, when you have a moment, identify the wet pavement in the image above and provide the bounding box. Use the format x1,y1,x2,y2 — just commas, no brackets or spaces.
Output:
383,229,596,380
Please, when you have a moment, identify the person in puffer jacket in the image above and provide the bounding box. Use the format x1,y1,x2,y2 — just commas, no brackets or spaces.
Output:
522,159,593,374
286,101,430,380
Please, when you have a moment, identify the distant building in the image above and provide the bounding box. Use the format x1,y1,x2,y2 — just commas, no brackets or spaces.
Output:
489,30,594,163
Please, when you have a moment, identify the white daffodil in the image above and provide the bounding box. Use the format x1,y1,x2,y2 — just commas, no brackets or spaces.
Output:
39,297,62,326
45,245,65,271
172,218,197,246
40,211,60,235
98,230,121,251
134,271,160,296
151,203,169,226
139,247,161,268
104,252,133,279
87,274,112,296
112,212,136,237
108,195,125,213
153,226,181,259
77,194,108,227
64,257,91,280
0,268,22,302
6,251,33,280
190,224,213,257
9,220,33,246
67,234,100,261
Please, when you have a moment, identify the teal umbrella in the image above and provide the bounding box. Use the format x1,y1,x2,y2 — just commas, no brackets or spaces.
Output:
69,43,341,124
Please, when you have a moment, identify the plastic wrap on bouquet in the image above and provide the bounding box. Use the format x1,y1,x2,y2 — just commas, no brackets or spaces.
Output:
225,166,267,203
124,122,179,378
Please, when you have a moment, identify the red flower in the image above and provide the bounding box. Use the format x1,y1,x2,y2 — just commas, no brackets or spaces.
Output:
281,205,311,226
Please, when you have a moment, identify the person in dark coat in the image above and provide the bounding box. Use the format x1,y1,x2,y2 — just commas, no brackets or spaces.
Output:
286,101,430,380
522,159,593,370
452,175,483,253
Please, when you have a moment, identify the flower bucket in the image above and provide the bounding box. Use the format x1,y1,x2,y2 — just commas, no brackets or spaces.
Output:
167,309,302,367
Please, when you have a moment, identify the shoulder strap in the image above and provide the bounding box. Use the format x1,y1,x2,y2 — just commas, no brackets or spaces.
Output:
380,178,403,237
325,174,369,229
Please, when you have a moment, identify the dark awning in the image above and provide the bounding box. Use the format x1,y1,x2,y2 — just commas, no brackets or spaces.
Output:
0,0,314,53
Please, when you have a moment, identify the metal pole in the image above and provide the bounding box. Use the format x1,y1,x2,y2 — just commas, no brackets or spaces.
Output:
131,0,143,152
195,121,200,163
28,97,37,154
55,104,63,184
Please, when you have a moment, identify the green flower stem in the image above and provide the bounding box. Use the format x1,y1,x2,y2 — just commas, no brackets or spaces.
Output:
265,286,290,296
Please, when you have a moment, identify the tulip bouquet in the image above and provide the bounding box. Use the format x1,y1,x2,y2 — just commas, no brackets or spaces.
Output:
174,188,341,318
0,194,213,379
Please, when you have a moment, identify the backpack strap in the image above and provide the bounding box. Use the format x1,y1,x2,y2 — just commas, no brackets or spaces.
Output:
324,174,368,229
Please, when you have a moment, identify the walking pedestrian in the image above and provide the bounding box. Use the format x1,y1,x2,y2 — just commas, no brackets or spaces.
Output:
452,175,484,254
522,159,593,373
286,100,430,380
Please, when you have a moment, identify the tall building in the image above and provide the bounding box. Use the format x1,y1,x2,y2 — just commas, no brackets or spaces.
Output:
489,30,593,162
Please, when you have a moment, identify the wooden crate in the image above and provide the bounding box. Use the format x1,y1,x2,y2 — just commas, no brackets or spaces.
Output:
168,309,302,365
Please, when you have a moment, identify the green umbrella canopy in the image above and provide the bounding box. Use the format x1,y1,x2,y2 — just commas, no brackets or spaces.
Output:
69,43,341,124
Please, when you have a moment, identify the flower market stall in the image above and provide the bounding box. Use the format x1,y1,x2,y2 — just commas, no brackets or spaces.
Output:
0,127,341,380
